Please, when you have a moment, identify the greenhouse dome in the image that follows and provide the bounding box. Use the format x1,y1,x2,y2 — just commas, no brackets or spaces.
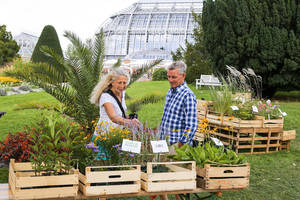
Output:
102,0,203,60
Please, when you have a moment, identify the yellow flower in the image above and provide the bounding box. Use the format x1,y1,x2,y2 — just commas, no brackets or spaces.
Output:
224,127,229,130
228,116,234,121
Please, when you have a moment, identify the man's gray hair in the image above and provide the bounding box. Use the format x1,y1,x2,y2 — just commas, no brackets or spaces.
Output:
167,61,187,74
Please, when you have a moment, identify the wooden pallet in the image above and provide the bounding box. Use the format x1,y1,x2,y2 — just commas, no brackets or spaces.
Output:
208,126,282,154
196,164,250,190
79,165,141,196
9,159,78,200
141,161,196,192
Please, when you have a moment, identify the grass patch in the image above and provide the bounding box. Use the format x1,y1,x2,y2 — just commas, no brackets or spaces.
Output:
0,92,60,140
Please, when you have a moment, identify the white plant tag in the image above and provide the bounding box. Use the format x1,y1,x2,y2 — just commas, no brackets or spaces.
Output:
210,137,223,146
121,139,141,154
151,140,169,153
282,112,287,117
252,105,258,113
278,109,287,117
231,106,239,111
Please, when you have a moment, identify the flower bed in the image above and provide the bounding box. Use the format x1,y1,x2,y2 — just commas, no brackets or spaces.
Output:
9,159,78,200
79,165,141,196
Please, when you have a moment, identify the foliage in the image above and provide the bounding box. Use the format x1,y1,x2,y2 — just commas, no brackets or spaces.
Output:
209,81,233,116
201,0,300,97
170,142,245,168
127,91,165,114
274,90,300,101
31,25,63,67
231,101,255,120
0,132,33,163
172,13,212,84
28,111,82,175
151,68,168,81
0,25,20,66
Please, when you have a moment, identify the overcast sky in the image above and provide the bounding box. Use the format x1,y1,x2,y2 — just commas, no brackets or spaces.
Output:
0,0,137,50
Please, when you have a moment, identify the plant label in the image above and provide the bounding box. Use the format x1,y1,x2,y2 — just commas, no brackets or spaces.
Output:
121,139,141,154
252,105,258,113
278,109,287,116
210,137,224,146
231,106,239,110
151,140,169,153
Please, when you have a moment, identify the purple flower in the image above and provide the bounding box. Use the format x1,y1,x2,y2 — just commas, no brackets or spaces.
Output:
129,153,135,158
113,144,121,148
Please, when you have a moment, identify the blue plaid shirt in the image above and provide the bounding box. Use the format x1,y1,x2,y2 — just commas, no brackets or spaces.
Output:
160,82,198,145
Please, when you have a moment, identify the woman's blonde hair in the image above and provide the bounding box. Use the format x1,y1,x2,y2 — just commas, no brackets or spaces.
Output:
90,68,130,105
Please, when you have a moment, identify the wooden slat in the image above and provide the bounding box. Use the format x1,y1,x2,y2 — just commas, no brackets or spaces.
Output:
142,180,196,192
83,183,140,196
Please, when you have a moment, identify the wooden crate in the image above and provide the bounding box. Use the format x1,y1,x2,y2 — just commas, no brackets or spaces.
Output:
79,165,141,196
141,161,196,192
281,130,296,141
209,126,282,154
196,163,250,190
197,110,284,128
9,159,78,200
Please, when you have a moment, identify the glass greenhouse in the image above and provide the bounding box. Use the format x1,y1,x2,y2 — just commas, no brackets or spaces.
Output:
14,32,38,60
102,0,203,60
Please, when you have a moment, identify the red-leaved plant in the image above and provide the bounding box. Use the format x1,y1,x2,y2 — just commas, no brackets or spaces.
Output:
0,132,33,163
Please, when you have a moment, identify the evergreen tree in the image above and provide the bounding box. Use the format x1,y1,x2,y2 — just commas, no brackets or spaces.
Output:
201,0,300,97
31,25,63,67
0,25,19,66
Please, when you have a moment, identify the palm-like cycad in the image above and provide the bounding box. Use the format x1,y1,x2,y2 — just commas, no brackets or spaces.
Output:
7,30,162,133
7,31,105,132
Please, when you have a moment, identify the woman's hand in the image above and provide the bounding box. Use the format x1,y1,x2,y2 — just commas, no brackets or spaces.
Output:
124,118,141,128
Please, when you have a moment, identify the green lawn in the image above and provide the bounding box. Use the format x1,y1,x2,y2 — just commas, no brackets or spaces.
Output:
0,81,300,199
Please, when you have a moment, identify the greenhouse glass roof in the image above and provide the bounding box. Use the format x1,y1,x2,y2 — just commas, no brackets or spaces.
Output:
101,0,203,60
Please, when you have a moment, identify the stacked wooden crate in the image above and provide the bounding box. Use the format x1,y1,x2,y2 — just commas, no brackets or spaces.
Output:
195,100,295,154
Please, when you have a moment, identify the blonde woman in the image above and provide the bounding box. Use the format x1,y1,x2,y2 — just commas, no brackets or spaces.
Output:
90,68,140,159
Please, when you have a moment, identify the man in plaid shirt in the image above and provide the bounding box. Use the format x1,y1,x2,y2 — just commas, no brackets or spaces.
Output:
160,61,198,148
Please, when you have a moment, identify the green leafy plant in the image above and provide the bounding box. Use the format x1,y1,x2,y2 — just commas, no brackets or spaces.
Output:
170,142,245,168
209,80,233,116
152,68,168,81
29,111,82,176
